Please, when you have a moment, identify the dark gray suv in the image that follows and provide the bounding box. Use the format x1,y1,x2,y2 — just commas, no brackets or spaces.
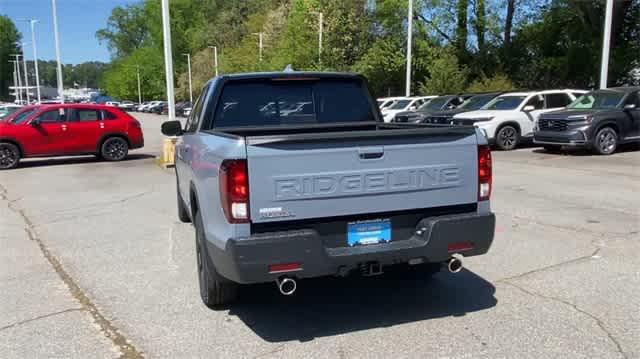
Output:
534,87,640,155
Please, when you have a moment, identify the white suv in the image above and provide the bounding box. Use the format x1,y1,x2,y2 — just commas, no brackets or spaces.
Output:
381,96,435,122
452,89,587,150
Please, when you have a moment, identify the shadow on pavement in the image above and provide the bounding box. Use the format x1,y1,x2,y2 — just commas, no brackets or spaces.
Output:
16,153,156,169
228,268,496,342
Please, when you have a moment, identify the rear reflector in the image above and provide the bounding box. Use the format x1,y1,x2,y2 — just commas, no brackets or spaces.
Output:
478,145,492,201
268,263,302,273
448,242,474,253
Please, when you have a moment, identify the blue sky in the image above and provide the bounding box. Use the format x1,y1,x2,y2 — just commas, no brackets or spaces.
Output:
1,0,137,64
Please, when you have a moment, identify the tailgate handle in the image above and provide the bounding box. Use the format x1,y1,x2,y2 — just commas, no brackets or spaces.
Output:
358,148,384,160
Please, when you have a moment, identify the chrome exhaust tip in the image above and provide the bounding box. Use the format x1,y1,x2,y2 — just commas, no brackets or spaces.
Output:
276,277,297,295
447,257,463,273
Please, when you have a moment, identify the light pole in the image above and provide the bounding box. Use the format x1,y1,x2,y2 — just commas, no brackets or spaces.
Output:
599,0,614,89
136,65,142,105
18,42,31,103
11,55,23,103
311,11,323,64
405,0,413,96
208,46,218,76
161,0,176,121
9,60,20,103
29,19,41,103
183,53,193,103
51,0,64,103
252,32,264,62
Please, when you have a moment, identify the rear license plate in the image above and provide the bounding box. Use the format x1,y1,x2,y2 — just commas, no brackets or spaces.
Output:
347,219,391,246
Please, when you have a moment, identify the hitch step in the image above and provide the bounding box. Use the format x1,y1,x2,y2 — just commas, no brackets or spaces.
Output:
362,262,383,277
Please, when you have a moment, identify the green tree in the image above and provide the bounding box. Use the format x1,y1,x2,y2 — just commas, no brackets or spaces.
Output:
466,73,514,92
507,0,640,88
352,37,406,97
417,49,469,94
96,3,148,58
0,15,21,100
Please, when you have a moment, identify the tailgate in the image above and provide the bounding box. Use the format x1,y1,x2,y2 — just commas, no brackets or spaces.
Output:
246,131,478,223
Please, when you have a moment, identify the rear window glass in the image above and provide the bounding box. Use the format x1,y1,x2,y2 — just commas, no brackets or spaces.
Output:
102,110,117,120
213,79,375,127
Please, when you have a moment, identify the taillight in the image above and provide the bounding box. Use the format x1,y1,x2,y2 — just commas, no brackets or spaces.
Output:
478,145,492,201
219,159,250,223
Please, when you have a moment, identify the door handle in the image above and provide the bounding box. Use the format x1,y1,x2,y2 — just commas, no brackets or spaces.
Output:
358,146,384,160
359,152,383,159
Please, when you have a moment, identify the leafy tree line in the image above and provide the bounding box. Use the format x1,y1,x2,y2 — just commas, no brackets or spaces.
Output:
93,0,640,100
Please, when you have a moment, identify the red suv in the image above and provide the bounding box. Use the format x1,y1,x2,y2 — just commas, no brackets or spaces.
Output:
0,104,144,169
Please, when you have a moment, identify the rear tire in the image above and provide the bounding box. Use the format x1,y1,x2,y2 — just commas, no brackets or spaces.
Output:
0,142,20,170
593,127,618,155
195,211,238,308
495,125,520,151
100,137,129,161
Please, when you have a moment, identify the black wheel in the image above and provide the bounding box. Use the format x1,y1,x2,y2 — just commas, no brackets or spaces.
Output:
0,142,21,170
543,145,562,153
593,127,618,155
495,125,520,151
100,137,129,161
195,211,238,308
176,180,191,223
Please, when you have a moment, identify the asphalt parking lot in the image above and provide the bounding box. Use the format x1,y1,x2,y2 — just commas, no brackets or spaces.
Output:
1,112,639,358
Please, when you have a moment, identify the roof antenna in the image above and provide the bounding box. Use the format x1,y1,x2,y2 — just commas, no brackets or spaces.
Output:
283,64,295,72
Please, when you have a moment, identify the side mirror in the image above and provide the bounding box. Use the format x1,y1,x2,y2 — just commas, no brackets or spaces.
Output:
623,103,637,111
30,118,41,126
523,105,535,112
161,120,183,136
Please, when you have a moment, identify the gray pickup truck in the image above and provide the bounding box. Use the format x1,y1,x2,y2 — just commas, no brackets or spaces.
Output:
161,72,495,307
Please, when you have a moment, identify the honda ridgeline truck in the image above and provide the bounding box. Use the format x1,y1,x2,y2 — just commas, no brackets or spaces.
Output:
161,72,495,307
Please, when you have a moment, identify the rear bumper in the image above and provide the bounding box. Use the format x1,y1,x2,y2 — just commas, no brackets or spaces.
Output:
534,129,590,147
206,212,495,284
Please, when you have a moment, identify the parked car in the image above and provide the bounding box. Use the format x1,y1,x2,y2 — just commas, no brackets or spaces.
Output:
161,71,495,306
176,101,192,117
147,101,166,113
140,101,161,112
377,96,407,110
182,106,192,117
420,92,503,124
392,94,471,123
118,101,136,111
0,104,22,119
155,103,168,115
136,101,151,112
381,96,436,122
534,86,640,155
451,89,587,150
105,101,121,107
0,104,144,169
